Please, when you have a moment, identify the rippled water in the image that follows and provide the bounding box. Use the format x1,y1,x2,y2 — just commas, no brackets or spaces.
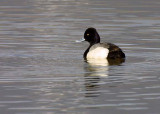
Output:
0,0,160,113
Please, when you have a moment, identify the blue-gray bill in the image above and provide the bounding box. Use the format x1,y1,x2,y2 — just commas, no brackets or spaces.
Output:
75,38,85,43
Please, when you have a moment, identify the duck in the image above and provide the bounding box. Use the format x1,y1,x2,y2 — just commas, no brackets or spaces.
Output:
77,27,125,60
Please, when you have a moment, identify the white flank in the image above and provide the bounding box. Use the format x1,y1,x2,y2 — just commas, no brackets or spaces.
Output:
87,47,109,59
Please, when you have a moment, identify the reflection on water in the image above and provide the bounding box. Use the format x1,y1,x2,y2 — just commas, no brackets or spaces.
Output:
84,58,124,97
87,58,109,67
84,59,108,97
84,75,101,97
86,58,109,77
85,58,125,77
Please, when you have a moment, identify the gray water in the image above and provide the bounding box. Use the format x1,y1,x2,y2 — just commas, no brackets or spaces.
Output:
0,0,160,114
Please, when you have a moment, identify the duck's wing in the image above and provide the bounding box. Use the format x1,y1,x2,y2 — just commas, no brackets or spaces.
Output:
101,43,125,59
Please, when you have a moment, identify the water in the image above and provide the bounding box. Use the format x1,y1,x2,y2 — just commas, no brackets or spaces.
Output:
0,0,160,113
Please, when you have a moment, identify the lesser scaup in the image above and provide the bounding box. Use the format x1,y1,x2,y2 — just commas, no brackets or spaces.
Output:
77,28,125,60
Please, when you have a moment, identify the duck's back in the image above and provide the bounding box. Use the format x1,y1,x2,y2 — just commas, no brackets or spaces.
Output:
106,43,125,59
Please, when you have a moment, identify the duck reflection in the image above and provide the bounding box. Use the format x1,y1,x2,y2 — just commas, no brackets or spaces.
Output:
84,58,125,97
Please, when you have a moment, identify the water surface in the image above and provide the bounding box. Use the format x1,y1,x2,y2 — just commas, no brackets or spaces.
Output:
0,0,160,114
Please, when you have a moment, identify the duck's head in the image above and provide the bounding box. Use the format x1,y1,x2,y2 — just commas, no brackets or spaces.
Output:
76,28,100,44
84,28,100,44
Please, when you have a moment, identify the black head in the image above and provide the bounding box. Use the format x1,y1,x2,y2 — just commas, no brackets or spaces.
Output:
84,28,100,44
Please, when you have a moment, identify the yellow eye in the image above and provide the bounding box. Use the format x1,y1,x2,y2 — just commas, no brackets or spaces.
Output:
87,34,89,36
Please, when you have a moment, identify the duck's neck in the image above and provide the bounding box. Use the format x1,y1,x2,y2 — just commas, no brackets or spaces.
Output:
83,32,101,59
83,45,92,59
